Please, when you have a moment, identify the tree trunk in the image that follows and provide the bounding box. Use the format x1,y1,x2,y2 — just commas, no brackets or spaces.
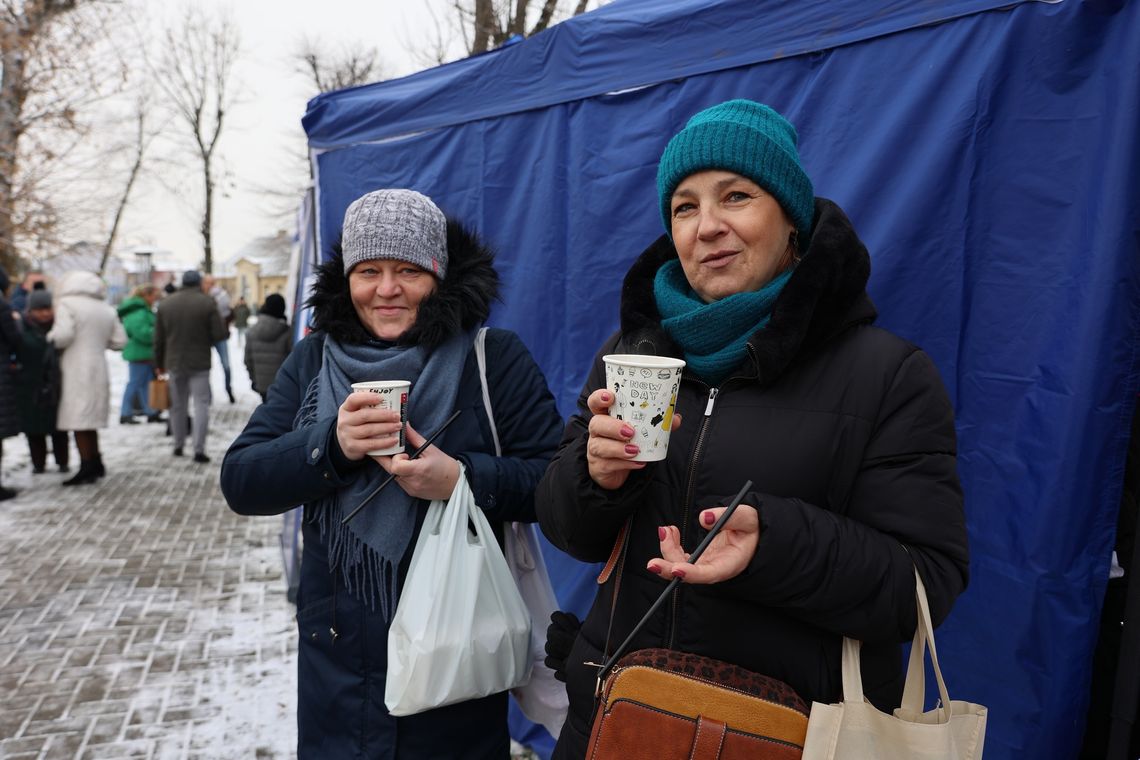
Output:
0,25,28,274
0,0,86,274
472,0,496,53
98,112,147,276
201,161,214,273
532,0,560,35
509,0,529,37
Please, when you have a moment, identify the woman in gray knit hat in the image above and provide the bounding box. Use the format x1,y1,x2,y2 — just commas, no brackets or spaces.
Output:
221,189,564,758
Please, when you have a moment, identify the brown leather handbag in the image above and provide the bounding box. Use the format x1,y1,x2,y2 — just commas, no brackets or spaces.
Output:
587,647,809,759
585,482,809,759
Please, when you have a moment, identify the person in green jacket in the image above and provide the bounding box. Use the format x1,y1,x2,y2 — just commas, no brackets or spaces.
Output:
118,284,163,424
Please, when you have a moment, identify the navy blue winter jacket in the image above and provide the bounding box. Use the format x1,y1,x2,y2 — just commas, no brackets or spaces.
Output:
221,224,564,759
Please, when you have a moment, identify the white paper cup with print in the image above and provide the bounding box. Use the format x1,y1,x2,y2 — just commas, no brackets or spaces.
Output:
602,354,685,462
350,380,411,456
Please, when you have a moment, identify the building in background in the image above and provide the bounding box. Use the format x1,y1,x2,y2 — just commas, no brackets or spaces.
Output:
217,230,291,307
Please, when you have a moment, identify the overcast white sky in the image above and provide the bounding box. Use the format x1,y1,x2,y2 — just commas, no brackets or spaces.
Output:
114,1,457,270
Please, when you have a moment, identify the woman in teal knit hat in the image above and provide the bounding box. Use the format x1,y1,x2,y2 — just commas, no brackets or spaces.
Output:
537,99,969,759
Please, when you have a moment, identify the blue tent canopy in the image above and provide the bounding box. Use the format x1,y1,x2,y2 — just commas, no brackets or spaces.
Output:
303,1,1140,757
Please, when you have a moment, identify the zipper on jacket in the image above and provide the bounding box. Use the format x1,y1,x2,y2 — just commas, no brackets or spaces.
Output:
669,385,719,648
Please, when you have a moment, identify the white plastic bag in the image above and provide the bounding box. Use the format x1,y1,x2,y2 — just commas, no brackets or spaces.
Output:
505,521,569,737
385,464,533,716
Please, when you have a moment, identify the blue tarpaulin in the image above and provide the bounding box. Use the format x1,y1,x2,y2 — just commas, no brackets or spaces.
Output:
303,1,1140,757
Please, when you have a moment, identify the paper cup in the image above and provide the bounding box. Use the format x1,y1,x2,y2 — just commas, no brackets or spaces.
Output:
350,380,410,456
602,354,685,462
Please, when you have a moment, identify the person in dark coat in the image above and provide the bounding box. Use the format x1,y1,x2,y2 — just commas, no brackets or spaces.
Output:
221,188,564,759
232,296,251,347
536,100,970,759
243,293,291,402
16,288,69,473
154,271,226,463
0,265,22,500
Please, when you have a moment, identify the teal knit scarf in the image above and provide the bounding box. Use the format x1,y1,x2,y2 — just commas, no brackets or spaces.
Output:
653,259,792,386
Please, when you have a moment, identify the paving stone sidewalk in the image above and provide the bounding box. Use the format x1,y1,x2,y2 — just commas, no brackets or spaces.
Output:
0,354,298,759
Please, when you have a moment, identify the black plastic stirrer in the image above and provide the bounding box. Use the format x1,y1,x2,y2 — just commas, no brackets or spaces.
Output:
597,478,754,677
340,408,463,526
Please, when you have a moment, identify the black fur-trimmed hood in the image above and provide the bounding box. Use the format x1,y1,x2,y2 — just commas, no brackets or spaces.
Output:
618,197,878,386
306,220,500,348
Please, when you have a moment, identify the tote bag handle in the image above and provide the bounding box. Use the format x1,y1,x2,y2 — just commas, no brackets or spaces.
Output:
842,568,953,723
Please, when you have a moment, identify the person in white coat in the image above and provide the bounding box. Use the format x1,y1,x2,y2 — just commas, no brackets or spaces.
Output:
48,270,127,485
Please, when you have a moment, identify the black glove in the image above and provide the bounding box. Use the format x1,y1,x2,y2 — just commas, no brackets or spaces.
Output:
544,610,581,683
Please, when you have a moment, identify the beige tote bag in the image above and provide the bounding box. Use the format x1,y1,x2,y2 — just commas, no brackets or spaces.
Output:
802,569,987,759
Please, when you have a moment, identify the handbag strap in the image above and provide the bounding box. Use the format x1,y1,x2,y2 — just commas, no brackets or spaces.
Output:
473,326,502,457
475,326,539,568
841,567,953,722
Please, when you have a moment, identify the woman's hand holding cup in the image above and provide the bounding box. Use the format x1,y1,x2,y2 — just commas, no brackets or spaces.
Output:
336,391,406,461
586,388,681,490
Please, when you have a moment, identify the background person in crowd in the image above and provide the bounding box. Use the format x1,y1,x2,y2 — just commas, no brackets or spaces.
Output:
220,188,564,759
232,296,251,347
9,269,45,314
47,270,127,486
0,265,22,500
243,292,291,402
155,271,226,464
17,287,69,474
536,99,970,759
117,284,164,425
203,274,235,403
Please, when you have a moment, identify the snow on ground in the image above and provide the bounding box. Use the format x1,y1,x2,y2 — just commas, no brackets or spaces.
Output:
0,336,299,759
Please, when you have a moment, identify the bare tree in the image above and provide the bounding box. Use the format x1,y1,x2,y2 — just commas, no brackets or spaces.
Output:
152,6,240,274
97,95,159,275
0,0,128,273
296,37,384,94
456,0,595,55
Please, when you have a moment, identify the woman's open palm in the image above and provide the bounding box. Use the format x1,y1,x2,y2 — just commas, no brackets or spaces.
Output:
647,505,760,584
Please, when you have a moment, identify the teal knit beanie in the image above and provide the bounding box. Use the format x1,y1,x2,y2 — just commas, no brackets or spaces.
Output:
657,99,814,238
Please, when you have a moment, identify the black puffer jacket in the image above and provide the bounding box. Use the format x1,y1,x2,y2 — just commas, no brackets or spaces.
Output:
537,199,969,759
0,296,19,440
222,223,564,759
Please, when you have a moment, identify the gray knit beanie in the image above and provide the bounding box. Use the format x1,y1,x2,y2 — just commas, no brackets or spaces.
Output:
27,288,52,310
341,189,448,279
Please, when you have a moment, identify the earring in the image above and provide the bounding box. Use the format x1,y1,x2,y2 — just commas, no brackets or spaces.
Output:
789,231,802,265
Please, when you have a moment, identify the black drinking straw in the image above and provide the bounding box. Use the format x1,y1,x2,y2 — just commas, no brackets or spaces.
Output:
598,478,753,677
340,408,463,526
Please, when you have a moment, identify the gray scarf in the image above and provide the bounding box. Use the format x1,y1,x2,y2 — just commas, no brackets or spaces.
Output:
295,330,473,619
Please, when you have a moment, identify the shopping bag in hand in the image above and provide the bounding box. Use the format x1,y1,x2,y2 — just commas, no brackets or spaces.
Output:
505,521,569,737
385,464,532,716
148,377,170,411
801,568,987,759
